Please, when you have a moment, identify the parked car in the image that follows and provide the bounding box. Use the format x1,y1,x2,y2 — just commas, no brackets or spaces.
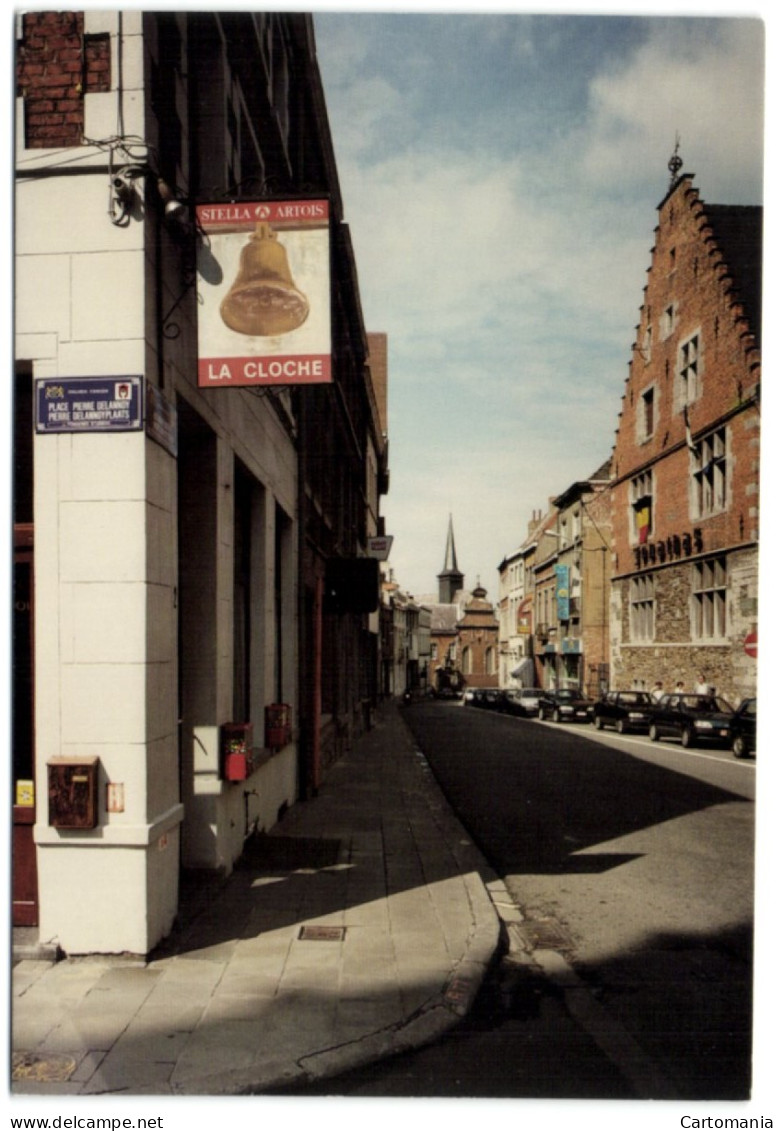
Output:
648,693,734,748
501,687,542,717
518,687,543,716
593,690,654,735
462,687,481,707
729,697,756,758
537,688,593,723
479,688,503,710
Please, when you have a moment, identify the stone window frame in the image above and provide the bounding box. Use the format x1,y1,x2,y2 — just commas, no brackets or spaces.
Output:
629,572,655,642
660,301,677,342
675,328,702,411
692,555,728,641
629,468,654,545
637,383,656,444
690,425,728,519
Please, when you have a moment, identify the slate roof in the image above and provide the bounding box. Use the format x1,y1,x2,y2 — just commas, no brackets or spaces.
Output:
702,203,763,344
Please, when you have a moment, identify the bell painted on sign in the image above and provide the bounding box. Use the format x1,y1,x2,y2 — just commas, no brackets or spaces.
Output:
220,222,310,337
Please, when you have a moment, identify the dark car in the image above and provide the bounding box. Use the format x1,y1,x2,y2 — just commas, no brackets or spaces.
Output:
537,688,593,723
481,689,503,710
593,690,654,735
648,693,734,748
729,697,756,758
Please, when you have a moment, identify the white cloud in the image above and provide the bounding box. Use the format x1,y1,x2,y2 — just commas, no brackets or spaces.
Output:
316,12,765,598
577,19,765,200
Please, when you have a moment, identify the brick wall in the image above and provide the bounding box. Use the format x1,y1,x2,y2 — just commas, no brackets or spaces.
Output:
608,174,760,702
16,12,111,148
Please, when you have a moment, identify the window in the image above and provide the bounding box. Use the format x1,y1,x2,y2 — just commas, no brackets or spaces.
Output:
637,386,655,441
692,556,727,640
461,646,472,674
640,325,652,364
630,469,653,544
630,573,655,641
692,427,727,517
678,332,700,406
662,304,676,339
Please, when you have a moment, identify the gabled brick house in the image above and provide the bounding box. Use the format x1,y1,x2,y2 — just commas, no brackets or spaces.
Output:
608,159,761,702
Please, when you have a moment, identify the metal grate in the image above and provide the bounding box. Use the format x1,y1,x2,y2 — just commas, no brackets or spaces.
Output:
510,918,575,953
298,925,346,941
12,1052,77,1082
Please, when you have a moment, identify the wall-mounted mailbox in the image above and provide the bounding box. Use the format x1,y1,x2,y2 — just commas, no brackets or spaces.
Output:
47,757,99,829
221,723,253,781
265,704,291,750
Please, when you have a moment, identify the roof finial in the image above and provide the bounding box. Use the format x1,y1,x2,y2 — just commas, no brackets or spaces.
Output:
668,133,683,187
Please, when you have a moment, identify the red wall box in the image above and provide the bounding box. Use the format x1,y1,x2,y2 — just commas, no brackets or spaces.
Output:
265,704,291,750
221,723,253,781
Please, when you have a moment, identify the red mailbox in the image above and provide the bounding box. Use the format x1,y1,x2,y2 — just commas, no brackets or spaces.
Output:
265,704,291,750
221,723,253,781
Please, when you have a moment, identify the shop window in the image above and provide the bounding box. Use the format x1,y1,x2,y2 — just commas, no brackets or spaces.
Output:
692,556,727,640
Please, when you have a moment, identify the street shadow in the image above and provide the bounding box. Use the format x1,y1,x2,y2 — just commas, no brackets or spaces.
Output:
402,702,754,877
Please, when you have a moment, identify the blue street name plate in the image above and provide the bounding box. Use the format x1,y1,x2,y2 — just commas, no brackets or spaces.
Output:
35,376,143,434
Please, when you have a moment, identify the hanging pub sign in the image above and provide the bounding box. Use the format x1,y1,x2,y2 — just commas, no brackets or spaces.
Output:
367,535,394,560
196,199,332,388
35,376,143,434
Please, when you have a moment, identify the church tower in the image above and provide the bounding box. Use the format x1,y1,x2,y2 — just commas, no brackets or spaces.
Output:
438,515,464,604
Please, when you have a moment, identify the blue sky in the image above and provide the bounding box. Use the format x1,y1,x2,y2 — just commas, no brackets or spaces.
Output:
312,8,766,599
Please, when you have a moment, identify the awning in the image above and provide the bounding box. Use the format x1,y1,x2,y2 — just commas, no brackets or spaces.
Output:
510,658,534,683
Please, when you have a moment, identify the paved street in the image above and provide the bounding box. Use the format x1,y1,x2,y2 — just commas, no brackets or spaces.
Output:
407,701,755,1099
291,699,755,1100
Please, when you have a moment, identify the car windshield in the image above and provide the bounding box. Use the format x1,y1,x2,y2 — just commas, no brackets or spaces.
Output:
556,689,583,701
521,689,539,697
677,695,733,713
618,692,651,705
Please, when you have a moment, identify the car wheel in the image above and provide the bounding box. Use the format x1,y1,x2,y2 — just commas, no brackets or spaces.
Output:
538,707,546,721
680,727,694,748
649,724,660,742
616,718,626,735
553,709,561,723
732,734,749,759
594,715,604,730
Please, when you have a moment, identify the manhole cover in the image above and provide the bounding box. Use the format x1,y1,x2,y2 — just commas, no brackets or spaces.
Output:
298,925,346,941
510,918,575,953
12,1052,77,1082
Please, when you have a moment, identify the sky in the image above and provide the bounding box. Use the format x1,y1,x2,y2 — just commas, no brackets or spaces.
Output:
311,6,767,601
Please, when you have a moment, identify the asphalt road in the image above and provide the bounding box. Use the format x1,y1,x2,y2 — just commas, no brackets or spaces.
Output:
274,700,755,1100
406,701,755,1100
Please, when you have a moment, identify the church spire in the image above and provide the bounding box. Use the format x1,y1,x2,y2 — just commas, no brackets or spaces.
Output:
438,514,464,604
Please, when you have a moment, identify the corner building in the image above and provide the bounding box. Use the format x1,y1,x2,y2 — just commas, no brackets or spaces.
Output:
609,164,761,702
13,12,386,953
